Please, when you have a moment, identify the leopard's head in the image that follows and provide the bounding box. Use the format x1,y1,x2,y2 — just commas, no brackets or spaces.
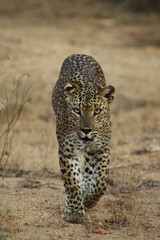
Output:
64,80,115,141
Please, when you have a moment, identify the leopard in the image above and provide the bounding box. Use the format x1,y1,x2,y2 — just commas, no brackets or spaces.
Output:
52,54,115,224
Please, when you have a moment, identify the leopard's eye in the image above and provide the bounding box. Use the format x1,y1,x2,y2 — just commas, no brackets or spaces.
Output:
94,109,102,116
73,108,81,115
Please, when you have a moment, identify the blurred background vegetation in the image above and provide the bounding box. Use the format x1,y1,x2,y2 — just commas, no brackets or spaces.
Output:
0,0,159,21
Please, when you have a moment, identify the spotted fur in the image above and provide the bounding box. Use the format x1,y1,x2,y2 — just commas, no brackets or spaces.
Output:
52,54,115,223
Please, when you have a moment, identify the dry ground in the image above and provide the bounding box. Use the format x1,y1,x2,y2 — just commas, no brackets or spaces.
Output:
0,1,160,239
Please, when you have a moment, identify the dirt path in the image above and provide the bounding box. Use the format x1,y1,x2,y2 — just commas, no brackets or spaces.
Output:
0,2,160,239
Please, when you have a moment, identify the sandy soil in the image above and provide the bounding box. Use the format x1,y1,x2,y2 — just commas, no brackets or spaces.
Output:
0,1,160,239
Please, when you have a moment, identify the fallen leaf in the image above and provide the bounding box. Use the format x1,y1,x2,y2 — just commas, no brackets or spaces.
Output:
92,227,107,234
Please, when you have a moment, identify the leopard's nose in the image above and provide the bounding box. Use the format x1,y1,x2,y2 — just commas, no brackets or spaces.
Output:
80,128,92,134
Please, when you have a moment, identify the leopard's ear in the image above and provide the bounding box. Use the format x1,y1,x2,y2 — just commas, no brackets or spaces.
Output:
64,83,75,96
102,85,115,103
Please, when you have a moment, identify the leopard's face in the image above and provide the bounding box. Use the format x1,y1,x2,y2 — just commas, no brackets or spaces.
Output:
64,82,115,142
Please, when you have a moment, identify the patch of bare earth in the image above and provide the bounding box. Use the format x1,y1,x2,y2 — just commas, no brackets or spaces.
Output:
0,1,160,239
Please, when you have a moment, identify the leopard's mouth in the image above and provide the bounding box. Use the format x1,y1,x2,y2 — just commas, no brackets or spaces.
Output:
80,136,93,142
78,131,95,142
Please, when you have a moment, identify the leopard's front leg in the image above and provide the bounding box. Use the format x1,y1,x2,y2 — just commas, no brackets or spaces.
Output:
59,144,84,224
83,146,110,208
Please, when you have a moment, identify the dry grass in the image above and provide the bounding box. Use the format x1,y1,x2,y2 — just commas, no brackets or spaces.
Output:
0,59,31,174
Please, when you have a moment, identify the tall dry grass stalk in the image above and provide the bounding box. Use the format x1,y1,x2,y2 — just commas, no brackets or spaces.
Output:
0,57,31,175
